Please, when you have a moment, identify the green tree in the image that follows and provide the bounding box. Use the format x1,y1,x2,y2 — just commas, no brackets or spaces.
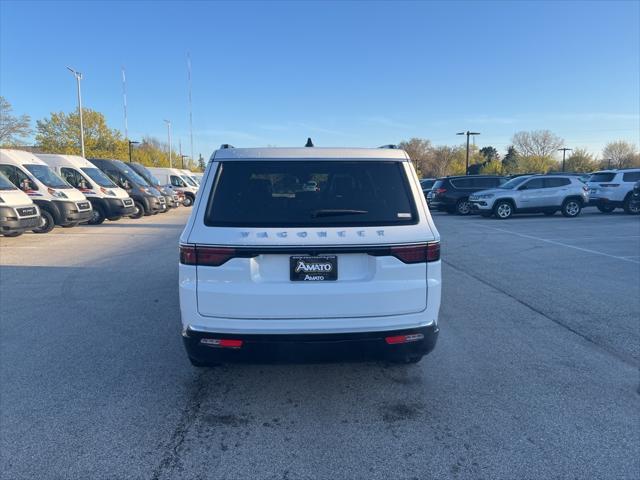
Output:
35,109,128,159
502,146,519,173
480,159,503,175
0,96,32,146
564,148,597,172
479,146,499,162
516,155,558,174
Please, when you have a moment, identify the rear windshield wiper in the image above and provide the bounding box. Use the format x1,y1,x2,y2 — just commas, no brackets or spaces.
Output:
311,209,369,218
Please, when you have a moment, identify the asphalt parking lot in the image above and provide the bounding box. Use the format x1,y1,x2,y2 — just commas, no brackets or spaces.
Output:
1,208,638,479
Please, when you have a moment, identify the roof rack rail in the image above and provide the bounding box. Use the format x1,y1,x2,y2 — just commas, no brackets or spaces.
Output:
219,144,235,149
378,144,399,149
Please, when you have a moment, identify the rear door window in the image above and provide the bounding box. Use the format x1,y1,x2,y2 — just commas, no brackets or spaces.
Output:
622,172,640,182
450,178,473,188
544,177,571,188
204,161,418,227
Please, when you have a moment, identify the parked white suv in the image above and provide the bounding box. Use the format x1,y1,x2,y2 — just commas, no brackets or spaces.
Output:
179,145,441,365
469,174,589,219
587,169,640,214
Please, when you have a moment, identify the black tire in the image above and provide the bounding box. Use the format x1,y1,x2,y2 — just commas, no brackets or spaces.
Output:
33,210,55,234
107,216,122,221
183,195,194,207
597,204,615,213
493,200,513,219
130,201,145,219
543,210,556,216
456,198,472,216
623,195,640,215
2,231,23,238
561,199,582,218
88,205,106,225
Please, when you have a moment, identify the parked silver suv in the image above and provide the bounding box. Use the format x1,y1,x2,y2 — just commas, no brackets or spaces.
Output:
469,174,589,219
587,169,640,214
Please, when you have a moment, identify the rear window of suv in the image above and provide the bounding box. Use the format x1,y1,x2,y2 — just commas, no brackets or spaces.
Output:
204,160,418,227
590,172,616,183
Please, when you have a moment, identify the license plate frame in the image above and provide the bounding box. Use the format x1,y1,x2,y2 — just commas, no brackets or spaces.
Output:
290,255,338,282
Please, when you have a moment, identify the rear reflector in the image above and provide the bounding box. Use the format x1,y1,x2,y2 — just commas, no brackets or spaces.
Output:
180,245,236,266
200,338,243,349
391,242,440,264
385,333,424,345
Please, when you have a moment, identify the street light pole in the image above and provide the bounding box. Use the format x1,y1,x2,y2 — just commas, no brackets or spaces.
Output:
163,120,172,168
558,147,572,172
128,140,140,163
67,66,85,157
456,131,480,175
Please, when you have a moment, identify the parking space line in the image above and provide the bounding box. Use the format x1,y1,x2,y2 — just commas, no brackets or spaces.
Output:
474,223,640,264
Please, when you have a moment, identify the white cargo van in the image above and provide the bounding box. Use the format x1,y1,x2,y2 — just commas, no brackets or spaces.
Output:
179,145,441,366
148,167,198,206
180,169,200,186
36,154,136,224
0,171,41,237
0,149,93,233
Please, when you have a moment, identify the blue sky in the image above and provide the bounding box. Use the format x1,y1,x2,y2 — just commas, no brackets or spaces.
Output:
1,0,638,160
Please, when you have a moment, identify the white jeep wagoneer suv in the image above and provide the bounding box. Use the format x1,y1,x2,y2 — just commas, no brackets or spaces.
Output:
179,145,441,365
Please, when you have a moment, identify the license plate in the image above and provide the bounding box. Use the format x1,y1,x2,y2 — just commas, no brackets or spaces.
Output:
290,255,338,281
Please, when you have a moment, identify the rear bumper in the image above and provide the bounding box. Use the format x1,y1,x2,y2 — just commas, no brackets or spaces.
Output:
183,324,439,364
587,197,623,207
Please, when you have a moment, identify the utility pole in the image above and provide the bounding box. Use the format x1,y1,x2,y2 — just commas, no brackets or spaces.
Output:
66,66,85,157
164,120,172,168
456,130,480,175
128,140,139,163
558,147,572,172
121,67,128,139
187,52,194,165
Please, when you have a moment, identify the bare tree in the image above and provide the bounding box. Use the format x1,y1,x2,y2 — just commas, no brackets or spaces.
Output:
602,140,639,168
431,145,465,177
512,130,564,157
0,96,32,146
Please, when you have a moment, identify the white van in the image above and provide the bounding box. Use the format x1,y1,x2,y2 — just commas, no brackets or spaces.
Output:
180,169,200,186
37,154,136,224
0,149,93,233
0,171,41,237
148,167,199,206
179,145,442,366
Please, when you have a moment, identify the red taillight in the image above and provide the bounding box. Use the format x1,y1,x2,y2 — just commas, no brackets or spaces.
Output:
391,242,440,264
200,338,243,349
180,244,197,265
385,333,424,345
179,245,236,266
435,188,447,196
